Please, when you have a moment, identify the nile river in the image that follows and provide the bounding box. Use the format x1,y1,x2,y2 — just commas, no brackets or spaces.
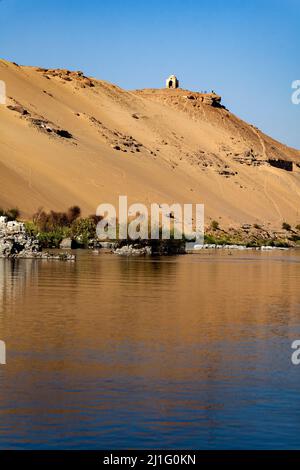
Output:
0,250,300,449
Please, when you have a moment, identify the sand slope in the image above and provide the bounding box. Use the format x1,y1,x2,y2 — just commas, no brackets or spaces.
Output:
0,59,300,228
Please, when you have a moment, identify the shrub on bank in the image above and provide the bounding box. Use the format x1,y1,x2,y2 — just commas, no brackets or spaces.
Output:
204,234,237,245
265,239,290,248
33,206,81,232
211,220,220,231
37,228,71,248
70,218,97,247
6,206,297,250
24,222,70,248
0,207,20,221
282,222,291,231
24,207,99,249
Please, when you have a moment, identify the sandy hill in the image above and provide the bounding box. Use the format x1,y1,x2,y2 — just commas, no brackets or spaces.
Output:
0,59,300,229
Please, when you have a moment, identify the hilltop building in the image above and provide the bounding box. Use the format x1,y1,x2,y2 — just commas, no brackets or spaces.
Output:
166,75,179,89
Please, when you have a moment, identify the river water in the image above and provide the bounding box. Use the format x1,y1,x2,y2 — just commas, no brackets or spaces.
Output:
0,250,300,449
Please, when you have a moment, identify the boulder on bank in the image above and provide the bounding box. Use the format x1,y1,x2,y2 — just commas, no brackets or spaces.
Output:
114,245,152,256
190,243,289,251
113,239,186,256
0,220,75,260
100,242,116,250
60,238,76,249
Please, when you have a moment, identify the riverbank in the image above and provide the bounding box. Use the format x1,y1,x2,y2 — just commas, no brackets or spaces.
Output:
0,217,75,260
1,210,300,259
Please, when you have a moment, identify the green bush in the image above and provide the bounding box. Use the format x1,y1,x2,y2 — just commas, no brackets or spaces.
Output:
204,234,235,245
273,241,290,248
204,234,217,244
70,218,97,246
266,239,290,248
289,234,300,242
282,222,291,231
37,228,71,248
211,220,220,231
0,207,20,221
23,207,99,248
24,220,72,248
33,206,81,232
24,221,38,237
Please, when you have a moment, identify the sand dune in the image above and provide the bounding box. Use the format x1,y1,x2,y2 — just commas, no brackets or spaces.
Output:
0,59,299,229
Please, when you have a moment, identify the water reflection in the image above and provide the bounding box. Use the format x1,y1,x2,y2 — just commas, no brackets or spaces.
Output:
0,251,300,449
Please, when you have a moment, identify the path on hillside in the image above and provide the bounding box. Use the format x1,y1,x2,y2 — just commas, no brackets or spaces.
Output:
250,126,283,222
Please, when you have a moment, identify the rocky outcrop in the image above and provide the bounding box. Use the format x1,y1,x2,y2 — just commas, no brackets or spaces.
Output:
87,116,146,154
7,104,29,116
201,93,222,107
233,149,266,167
113,239,186,256
268,159,293,172
0,218,75,260
30,118,73,139
100,242,116,249
36,67,95,88
60,238,76,249
191,244,288,251
7,98,73,141
114,244,152,256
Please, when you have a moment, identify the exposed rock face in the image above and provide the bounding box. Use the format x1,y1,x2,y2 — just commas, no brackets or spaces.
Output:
136,88,223,109
0,228,40,258
201,93,222,107
0,218,75,260
30,118,73,139
113,240,186,256
60,238,76,249
100,242,116,249
268,159,293,172
7,98,73,141
88,116,146,153
114,245,152,256
36,67,95,88
233,149,267,167
191,244,288,251
7,104,29,115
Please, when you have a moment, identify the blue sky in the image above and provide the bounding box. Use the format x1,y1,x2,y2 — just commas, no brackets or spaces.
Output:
1,0,299,148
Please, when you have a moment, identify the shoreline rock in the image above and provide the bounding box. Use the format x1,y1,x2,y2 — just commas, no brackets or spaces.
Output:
0,217,76,260
60,237,77,249
191,244,289,251
114,245,152,256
